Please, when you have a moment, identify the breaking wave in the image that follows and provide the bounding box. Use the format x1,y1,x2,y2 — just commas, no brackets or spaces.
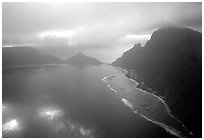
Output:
102,73,190,138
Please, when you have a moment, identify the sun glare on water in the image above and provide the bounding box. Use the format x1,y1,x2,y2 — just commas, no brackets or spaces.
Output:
38,106,93,137
3,119,19,133
39,107,64,121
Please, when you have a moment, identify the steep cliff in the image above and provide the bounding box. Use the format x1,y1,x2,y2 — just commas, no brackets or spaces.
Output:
112,27,202,137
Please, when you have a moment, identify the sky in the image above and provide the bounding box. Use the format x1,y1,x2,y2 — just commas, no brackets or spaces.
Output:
2,2,202,62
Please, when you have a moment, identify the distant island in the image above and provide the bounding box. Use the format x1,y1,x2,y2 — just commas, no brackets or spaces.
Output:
3,47,103,67
66,52,103,66
3,47,64,67
112,26,202,137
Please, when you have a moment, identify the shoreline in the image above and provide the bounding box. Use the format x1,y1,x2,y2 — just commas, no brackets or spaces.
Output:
102,74,185,138
115,66,192,136
115,67,169,110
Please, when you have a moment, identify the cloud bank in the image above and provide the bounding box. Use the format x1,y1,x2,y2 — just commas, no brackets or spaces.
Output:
2,2,202,62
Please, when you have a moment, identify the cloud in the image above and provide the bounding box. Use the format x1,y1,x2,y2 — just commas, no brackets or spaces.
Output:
117,34,151,46
2,2,202,62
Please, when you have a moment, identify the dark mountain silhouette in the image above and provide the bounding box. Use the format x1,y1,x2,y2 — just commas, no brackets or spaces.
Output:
67,52,103,66
3,47,64,67
112,26,202,137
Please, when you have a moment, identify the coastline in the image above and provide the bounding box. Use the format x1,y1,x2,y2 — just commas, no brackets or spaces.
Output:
101,71,186,137
115,67,169,111
115,66,192,136
102,77,183,137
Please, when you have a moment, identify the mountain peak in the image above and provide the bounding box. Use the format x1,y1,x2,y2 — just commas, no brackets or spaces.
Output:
76,52,84,56
112,26,202,137
67,53,103,66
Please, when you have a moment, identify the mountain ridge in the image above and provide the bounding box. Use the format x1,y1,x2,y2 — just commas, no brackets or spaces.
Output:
112,26,202,137
3,46,64,67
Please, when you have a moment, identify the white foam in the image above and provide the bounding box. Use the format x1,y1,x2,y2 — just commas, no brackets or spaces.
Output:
116,67,190,134
101,73,188,137
121,98,134,110
102,76,118,96
134,111,184,137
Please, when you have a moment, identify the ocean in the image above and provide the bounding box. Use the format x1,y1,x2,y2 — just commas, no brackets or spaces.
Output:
2,64,190,138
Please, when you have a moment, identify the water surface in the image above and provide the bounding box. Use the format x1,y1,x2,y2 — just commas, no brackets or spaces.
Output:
2,64,188,137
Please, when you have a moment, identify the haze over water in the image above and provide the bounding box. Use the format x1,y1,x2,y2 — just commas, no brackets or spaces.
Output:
2,64,190,138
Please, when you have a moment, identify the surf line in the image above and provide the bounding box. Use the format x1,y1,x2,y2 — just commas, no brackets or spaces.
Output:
115,66,192,135
102,75,185,138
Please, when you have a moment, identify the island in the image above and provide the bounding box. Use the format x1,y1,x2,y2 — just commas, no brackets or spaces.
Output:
66,52,103,66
